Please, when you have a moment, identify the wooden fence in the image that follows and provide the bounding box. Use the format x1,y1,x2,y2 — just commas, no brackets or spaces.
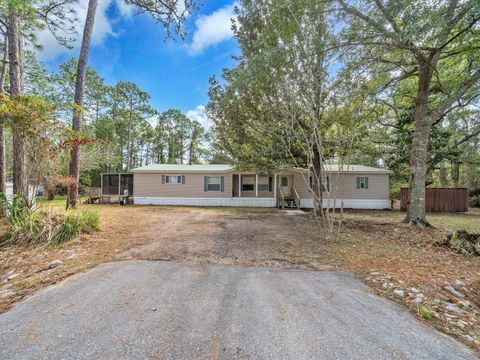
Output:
400,188,468,212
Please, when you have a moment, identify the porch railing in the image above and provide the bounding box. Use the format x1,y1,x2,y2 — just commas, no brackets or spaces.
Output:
277,186,300,209
277,186,285,208
293,187,300,208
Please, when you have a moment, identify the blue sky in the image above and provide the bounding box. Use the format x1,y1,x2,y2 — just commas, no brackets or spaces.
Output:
38,0,239,128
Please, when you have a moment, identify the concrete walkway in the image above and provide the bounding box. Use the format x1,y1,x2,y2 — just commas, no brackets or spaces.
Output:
0,260,477,360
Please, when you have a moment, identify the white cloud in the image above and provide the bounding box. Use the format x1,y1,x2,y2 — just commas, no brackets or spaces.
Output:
186,105,213,130
187,3,237,55
116,0,135,18
36,0,129,61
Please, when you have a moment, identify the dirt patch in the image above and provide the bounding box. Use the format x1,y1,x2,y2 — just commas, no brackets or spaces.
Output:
121,210,333,271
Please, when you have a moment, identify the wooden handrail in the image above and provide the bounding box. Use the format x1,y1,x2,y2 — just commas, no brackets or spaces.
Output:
277,186,285,208
293,187,300,208
87,187,102,196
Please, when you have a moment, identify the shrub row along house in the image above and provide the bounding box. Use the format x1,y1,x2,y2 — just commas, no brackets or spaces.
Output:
102,164,391,209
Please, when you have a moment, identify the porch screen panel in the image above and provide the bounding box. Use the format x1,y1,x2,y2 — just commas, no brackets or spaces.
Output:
102,174,119,195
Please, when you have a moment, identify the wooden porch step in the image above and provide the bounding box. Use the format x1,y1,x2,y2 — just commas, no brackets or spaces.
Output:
284,199,298,209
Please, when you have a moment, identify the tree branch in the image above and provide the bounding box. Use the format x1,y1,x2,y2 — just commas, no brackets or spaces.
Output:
373,0,401,33
429,69,480,123
337,0,396,39
455,127,480,147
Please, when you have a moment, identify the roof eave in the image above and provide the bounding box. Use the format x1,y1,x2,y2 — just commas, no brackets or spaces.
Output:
131,169,234,174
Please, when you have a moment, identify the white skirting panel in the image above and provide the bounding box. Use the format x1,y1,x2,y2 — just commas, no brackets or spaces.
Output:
134,197,277,208
299,198,390,210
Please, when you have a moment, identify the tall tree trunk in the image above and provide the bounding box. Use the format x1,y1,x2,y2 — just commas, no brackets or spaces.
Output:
0,34,8,195
469,137,479,189
180,135,184,164
126,116,131,172
451,162,460,188
312,144,324,216
466,160,476,190
406,58,433,227
188,142,193,165
8,11,25,197
168,138,173,163
68,0,98,208
439,162,448,187
145,143,150,165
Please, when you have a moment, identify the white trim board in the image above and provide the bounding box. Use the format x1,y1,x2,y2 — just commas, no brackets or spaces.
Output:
299,198,390,209
134,197,390,209
134,197,277,208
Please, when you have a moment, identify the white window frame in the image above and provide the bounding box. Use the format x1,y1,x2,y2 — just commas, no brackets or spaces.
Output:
258,176,271,192
165,175,183,184
207,176,221,191
242,176,255,192
358,176,367,189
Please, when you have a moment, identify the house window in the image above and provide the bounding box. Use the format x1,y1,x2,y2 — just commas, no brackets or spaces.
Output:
207,176,221,191
356,177,369,189
165,175,183,184
258,176,272,192
309,176,330,192
242,176,254,191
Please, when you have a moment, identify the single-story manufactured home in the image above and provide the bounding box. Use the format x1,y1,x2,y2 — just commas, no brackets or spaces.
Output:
124,164,392,209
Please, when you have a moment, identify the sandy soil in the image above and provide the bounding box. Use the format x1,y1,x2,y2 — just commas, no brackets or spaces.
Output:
121,208,332,271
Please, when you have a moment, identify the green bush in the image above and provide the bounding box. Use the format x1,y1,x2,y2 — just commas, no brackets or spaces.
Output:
0,194,30,227
469,195,480,208
390,182,407,200
0,194,99,246
470,188,480,197
48,210,100,246
78,172,92,194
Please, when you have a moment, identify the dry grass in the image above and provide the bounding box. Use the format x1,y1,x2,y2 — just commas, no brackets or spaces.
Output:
318,209,480,351
0,203,167,312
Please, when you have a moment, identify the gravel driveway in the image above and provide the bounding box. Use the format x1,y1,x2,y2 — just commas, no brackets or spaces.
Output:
0,260,476,360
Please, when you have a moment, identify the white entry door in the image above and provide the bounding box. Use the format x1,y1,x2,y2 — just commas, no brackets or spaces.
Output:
281,176,290,197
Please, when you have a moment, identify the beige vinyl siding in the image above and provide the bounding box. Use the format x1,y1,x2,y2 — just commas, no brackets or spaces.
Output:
241,190,274,197
258,190,274,197
134,170,388,201
240,191,256,197
294,173,389,200
133,172,232,198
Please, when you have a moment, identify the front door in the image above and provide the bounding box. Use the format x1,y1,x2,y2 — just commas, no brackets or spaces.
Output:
281,176,290,197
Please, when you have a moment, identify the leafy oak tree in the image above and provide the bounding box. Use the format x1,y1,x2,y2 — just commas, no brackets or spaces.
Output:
336,0,480,226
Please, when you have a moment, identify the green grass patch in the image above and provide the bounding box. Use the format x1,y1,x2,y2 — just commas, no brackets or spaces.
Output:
339,232,364,245
342,210,480,233
427,214,480,233
420,307,433,320
0,194,100,246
